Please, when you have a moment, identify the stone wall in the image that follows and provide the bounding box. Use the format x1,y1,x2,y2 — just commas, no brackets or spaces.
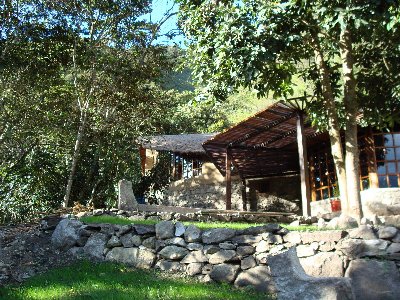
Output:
311,188,400,226
162,163,245,210
250,176,301,214
53,216,400,299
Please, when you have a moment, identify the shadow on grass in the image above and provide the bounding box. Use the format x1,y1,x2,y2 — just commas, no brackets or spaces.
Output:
0,260,270,300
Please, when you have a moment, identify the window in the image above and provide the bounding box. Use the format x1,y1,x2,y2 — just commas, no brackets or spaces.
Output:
374,133,400,188
309,145,337,201
172,154,203,180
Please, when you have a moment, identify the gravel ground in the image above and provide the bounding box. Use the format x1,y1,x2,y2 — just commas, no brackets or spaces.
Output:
0,216,77,286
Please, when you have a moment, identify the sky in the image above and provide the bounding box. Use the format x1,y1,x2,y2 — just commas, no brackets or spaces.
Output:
149,0,186,46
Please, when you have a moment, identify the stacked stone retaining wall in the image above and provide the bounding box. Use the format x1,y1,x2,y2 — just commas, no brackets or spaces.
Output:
52,217,400,299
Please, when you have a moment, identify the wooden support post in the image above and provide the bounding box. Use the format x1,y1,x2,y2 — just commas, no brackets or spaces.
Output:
296,112,311,216
139,146,146,175
225,148,232,210
241,179,247,211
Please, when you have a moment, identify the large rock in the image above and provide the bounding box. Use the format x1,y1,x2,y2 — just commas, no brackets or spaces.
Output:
83,233,108,260
208,250,236,264
51,219,83,250
283,231,301,244
106,247,155,268
234,266,277,293
209,264,240,283
155,221,175,240
237,245,255,257
326,215,358,229
300,230,347,243
156,260,184,272
348,226,377,240
186,263,203,276
268,248,354,300
133,225,155,235
184,225,201,243
337,238,388,259
378,226,398,239
202,228,236,244
296,244,317,258
300,252,344,277
118,179,138,210
120,233,142,247
159,245,188,260
345,259,400,300
175,222,185,237
241,256,256,270
181,251,208,264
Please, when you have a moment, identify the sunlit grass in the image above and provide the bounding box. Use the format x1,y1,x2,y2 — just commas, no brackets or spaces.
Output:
80,215,322,231
0,261,271,300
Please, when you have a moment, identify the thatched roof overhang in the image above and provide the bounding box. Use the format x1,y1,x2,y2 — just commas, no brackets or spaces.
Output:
203,102,322,178
139,133,216,155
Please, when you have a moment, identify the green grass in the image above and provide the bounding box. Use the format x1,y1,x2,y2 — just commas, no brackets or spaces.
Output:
80,215,321,231
0,261,271,300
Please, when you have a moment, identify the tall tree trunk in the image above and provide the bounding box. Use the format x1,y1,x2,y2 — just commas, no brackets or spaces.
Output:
63,111,88,207
340,24,363,222
312,40,349,214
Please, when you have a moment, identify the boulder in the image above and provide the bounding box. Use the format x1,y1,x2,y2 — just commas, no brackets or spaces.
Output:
234,266,277,293
209,264,240,283
208,250,236,264
159,245,188,260
156,260,183,272
300,230,346,243
186,263,203,276
378,226,398,240
107,235,122,248
337,238,388,259
175,222,186,237
235,246,254,258
256,240,271,253
118,179,138,210
283,231,301,244
202,228,236,244
83,233,108,260
203,245,220,255
219,242,236,250
296,245,316,258
106,247,155,269
348,226,377,240
120,234,141,248
165,237,186,247
300,252,344,277
133,224,155,235
345,259,400,300
181,251,208,264
51,219,83,250
387,242,400,254
268,248,354,300
187,243,203,251
155,221,175,240
326,215,358,229
241,256,256,270
184,225,201,243
142,236,156,249
239,224,281,235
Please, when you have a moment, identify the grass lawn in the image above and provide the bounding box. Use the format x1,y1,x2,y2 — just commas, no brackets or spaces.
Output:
0,261,271,300
81,215,319,231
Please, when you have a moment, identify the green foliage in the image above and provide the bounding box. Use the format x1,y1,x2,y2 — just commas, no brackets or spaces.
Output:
0,260,269,300
178,0,400,130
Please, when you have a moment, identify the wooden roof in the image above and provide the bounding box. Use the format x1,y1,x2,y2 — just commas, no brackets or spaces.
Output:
203,102,322,178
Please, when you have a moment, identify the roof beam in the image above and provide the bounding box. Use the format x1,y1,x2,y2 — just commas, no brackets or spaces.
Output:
228,111,298,147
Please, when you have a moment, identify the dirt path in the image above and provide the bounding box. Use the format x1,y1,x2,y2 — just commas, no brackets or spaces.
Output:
0,217,77,286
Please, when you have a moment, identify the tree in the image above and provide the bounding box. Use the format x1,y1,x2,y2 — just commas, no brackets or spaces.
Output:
178,0,400,222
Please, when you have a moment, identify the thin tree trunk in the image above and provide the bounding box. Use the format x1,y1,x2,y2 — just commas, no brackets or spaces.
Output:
312,38,349,214
63,111,88,207
340,25,363,222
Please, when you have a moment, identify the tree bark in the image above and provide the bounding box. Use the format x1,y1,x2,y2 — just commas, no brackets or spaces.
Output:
340,24,363,222
312,39,349,214
63,111,87,207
